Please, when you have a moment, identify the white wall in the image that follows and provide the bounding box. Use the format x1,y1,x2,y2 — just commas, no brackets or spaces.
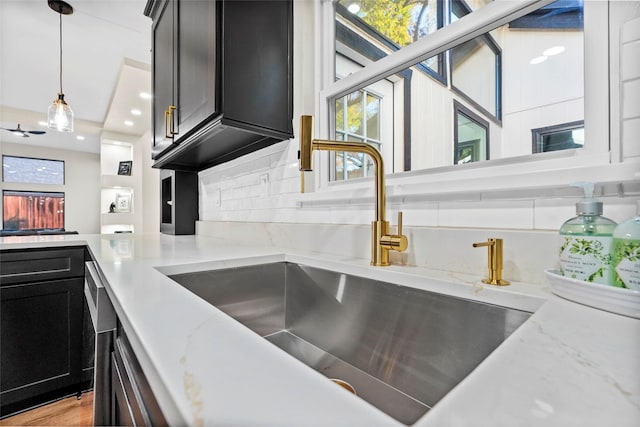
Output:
0,140,101,233
139,129,160,233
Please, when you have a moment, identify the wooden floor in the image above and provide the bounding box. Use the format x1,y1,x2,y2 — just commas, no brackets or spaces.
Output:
0,392,93,427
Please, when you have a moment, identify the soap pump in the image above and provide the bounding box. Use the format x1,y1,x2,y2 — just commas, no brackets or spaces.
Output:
559,182,617,285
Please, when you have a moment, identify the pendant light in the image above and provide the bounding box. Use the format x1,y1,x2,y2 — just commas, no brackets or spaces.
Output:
47,0,74,132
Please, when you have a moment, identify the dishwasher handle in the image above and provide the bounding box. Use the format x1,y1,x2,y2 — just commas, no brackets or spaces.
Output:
85,261,116,333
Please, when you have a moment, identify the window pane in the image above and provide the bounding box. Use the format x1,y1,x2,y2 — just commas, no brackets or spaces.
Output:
346,152,366,179
333,86,385,181
335,151,345,180
346,90,364,134
532,121,585,153
336,97,345,130
337,0,456,48
455,108,488,164
366,94,380,140
451,37,498,117
335,0,449,79
2,155,64,185
3,190,65,231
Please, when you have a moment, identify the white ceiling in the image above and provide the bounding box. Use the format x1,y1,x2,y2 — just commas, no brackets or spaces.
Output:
0,0,152,154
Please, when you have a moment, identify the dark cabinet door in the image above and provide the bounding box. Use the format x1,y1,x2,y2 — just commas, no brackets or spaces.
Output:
151,0,177,158
223,0,293,133
0,277,84,416
176,0,218,140
81,297,96,385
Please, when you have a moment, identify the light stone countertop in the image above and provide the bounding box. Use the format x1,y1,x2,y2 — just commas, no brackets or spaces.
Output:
1,233,639,426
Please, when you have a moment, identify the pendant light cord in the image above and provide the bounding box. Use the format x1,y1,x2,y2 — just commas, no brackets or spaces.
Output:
59,11,63,94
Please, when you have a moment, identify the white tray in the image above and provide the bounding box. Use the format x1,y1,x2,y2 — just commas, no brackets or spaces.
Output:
545,269,640,319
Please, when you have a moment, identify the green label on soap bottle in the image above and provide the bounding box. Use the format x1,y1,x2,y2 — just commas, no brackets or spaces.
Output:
559,236,613,285
612,238,640,290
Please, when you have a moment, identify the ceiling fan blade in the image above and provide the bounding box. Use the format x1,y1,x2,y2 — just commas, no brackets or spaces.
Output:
27,130,46,135
1,128,20,132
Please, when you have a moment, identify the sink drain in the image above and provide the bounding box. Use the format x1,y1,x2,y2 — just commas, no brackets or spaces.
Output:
331,378,356,395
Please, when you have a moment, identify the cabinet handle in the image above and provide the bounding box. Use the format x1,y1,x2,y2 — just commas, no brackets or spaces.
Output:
164,108,172,139
168,105,178,136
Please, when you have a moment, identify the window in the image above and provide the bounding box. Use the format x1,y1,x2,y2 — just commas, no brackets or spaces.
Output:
532,120,584,153
334,89,382,180
332,53,396,181
2,155,65,185
449,0,502,121
454,101,489,164
316,0,604,195
336,0,446,80
2,190,65,231
332,0,505,175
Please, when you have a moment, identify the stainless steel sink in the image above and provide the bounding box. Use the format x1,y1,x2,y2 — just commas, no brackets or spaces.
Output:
168,262,532,425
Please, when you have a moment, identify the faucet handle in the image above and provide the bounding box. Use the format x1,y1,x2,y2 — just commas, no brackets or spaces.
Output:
380,212,408,252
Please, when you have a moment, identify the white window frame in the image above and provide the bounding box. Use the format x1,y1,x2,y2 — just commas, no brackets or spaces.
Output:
306,0,634,201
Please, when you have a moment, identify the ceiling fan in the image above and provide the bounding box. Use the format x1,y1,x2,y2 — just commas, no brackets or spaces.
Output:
1,124,46,138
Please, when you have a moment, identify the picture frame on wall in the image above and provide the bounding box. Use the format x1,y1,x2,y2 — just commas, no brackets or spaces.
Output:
115,193,132,213
117,160,132,176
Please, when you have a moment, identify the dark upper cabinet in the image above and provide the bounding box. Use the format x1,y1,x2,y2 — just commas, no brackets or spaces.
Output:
150,0,176,156
145,0,294,172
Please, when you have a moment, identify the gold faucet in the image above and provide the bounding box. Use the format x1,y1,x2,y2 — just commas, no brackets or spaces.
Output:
299,115,408,266
472,238,510,285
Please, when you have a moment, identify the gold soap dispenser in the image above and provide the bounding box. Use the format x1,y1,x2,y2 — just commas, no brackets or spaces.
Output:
472,238,510,286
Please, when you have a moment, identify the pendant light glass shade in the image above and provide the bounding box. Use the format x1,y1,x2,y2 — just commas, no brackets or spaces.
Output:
48,93,74,132
47,1,74,133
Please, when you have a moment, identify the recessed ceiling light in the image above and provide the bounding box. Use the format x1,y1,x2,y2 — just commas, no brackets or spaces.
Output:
530,55,548,65
124,120,134,126
543,46,565,56
347,3,360,14
139,92,151,100
130,109,142,116
76,135,85,140
38,121,48,126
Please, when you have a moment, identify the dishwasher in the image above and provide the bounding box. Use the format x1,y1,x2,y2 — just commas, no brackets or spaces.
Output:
84,261,116,426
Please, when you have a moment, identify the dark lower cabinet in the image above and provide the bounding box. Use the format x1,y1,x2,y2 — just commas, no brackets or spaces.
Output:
0,247,91,418
1,247,166,424
111,325,167,426
0,278,85,416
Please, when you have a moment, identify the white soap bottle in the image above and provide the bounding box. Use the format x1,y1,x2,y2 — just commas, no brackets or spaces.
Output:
612,201,640,290
559,182,617,285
